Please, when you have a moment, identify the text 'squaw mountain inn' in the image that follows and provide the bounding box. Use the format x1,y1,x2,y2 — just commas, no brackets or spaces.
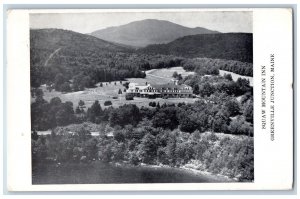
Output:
126,82,194,99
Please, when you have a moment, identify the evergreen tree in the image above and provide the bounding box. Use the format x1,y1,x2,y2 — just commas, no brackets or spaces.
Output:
87,100,102,122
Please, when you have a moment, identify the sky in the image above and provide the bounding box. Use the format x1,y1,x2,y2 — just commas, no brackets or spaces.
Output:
30,11,252,33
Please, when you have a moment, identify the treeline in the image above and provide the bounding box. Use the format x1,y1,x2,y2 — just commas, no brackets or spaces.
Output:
182,58,253,77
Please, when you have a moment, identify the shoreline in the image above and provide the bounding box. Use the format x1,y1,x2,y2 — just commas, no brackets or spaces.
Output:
112,161,237,183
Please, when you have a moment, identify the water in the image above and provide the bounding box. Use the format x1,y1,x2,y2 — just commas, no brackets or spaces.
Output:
32,161,229,184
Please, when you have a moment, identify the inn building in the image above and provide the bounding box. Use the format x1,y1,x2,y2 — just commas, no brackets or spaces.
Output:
126,82,193,99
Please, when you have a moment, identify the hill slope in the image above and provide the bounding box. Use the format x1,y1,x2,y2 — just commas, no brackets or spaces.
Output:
30,28,130,66
139,33,253,63
30,29,144,89
91,19,219,47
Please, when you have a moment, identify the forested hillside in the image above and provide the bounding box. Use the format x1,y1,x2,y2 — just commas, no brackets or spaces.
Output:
139,33,253,63
30,29,187,92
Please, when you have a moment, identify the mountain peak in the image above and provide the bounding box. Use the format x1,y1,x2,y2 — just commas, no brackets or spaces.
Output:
91,19,219,47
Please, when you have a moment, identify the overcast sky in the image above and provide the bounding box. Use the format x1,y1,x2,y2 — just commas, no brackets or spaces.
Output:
30,11,252,33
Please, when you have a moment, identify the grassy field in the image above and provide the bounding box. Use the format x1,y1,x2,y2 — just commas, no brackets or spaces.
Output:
148,66,195,79
35,67,198,109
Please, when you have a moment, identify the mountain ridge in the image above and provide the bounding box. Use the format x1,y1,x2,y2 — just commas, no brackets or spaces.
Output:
91,19,220,47
138,32,253,63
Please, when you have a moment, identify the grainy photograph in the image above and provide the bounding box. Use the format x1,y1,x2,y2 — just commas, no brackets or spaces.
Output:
30,10,254,184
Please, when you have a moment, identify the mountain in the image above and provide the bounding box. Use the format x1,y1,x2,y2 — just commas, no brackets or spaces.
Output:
139,33,253,63
90,19,219,47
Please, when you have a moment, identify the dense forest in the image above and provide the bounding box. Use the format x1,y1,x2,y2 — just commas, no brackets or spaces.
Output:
32,125,253,182
139,33,253,63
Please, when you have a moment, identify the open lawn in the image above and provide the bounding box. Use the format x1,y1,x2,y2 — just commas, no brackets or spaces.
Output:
34,67,198,109
148,66,195,79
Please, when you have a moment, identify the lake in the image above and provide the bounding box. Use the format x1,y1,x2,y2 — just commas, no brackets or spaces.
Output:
32,161,232,184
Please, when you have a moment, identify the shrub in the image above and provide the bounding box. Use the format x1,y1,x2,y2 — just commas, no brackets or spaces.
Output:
104,101,112,106
149,102,156,107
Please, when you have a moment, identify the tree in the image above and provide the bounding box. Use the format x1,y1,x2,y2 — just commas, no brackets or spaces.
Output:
125,93,134,100
149,102,156,107
224,99,240,117
199,82,215,97
73,74,94,91
152,107,178,130
55,101,75,126
193,84,200,95
72,74,85,91
104,101,112,106
60,82,71,93
75,106,82,114
87,100,102,122
78,100,85,108
177,74,183,81
236,78,251,95
109,110,121,127
76,127,92,143
83,138,98,160
172,72,178,78
224,74,233,81
35,88,44,98
114,130,125,142
211,110,229,133
228,116,253,136
50,97,62,106
138,133,157,164
123,82,130,89
31,130,39,141
178,112,199,133
54,73,65,91
243,100,253,123
156,102,160,109
166,133,177,165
